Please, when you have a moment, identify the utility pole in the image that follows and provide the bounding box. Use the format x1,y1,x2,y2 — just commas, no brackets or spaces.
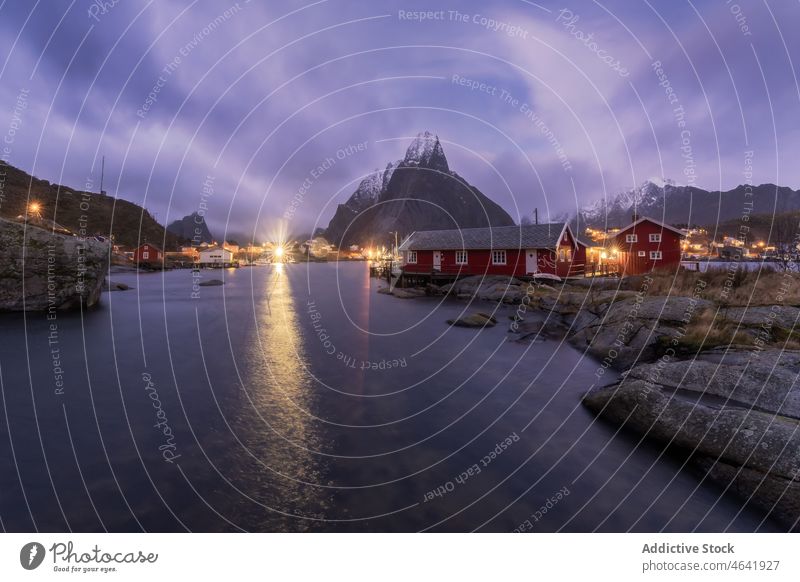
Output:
99,155,106,196
534,208,538,225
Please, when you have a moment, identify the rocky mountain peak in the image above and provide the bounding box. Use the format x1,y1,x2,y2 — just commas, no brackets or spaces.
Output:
167,211,214,243
403,131,449,172
324,132,512,246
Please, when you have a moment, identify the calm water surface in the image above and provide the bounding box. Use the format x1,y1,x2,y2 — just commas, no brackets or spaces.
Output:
0,262,780,531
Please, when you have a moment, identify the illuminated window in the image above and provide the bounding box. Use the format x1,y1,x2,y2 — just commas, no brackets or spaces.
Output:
625,234,638,243
455,250,468,265
492,250,507,265
407,251,417,264
650,250,663,260
649,233,662,242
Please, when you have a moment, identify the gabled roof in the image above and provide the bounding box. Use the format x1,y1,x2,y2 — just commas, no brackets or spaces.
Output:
199,246,231,253
137,243,162,252
615,216,687,237
398,223,568,251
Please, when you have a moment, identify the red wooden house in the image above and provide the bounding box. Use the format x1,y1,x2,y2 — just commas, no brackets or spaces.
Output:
613,216,685,275
399,223,585,279
133,243,163,265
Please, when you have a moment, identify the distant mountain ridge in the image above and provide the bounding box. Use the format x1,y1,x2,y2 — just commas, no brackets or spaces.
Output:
577,178,800,228
324,131,514,247
167,212,214,243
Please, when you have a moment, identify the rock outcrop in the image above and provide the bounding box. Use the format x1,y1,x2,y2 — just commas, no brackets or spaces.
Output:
441,275,529,303
584,349,800,530
198,279,224,287
565,295,714,369
0,217,109,311
448,312,497,328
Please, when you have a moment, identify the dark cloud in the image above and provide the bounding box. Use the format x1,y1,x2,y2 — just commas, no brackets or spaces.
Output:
1,0,798,236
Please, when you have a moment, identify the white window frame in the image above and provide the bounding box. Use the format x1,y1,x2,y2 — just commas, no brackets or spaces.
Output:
407,251,417,264
638,250,646,257
491,250,507,265
650,250,663,260
649,233,662,243
142,251,149,259
455,250,468,265
625,234,638,243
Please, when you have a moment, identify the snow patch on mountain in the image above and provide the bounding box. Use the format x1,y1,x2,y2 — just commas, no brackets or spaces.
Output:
346,162,399,211
579,179,679,225
647,177,675,189
403,131,449,172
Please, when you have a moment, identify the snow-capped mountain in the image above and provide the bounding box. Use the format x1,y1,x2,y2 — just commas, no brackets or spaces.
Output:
402,130,449,172
325,131,513,246
346,162,397,212
579,179,679,226
577,178,800,229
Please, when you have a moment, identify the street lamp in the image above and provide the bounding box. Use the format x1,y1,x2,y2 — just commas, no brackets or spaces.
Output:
28,202,42,221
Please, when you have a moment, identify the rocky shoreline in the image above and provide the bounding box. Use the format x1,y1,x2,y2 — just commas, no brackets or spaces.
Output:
0,217,109,311
382,274,800,530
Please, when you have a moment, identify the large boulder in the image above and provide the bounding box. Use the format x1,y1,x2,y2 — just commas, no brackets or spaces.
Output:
0,217,109,311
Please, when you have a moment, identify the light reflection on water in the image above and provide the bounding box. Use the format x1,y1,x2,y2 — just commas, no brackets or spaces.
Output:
226,264,330,528
0,262,784,532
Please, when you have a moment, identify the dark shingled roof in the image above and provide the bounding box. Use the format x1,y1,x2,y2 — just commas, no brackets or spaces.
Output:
399,223,568,251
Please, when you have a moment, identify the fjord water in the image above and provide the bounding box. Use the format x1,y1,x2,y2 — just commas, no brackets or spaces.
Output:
0,262,778,532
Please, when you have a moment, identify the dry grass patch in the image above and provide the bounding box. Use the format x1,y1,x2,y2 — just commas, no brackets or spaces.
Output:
626,268,800,307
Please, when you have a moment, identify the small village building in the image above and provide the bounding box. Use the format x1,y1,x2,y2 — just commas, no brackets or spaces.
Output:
612,216,685,275
398,223,585,279
199,246,235,267
303,237,331,258
133,243,163,265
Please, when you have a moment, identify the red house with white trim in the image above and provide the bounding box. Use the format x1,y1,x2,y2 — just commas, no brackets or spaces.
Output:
133,243,163,266
613,216,685,275
398,223,585,279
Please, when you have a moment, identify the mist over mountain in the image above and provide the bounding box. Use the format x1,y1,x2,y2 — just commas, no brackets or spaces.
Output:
324,132,515,247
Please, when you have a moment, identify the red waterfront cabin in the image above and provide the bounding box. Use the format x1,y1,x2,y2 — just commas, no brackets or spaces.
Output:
398,223,585,279
613,216,685,275
133,243,163,266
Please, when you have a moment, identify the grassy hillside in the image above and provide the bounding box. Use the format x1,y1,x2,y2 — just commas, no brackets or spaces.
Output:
0,161,183,249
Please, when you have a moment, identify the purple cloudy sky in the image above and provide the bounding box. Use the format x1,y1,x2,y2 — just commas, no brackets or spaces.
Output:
1,0,798,240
